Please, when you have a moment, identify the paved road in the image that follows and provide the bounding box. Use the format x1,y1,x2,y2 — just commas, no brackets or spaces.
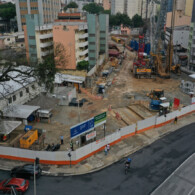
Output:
0,123,195,195
151,154,195,195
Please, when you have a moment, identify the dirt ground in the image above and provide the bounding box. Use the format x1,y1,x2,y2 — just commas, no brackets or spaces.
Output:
1,42,191,152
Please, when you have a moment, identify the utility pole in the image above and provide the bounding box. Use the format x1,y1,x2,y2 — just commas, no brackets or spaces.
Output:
34,160,36,195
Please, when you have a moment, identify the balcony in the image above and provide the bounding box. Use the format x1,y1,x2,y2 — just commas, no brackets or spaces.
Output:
39,33,53,39
84,57,88,61
41,49,53,57
79,49,88,56
79,33,88,39
78,41,88,47
40,42,53,48
78,24,88,31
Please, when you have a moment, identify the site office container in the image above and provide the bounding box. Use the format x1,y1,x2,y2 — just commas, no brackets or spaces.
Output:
20,130,38,149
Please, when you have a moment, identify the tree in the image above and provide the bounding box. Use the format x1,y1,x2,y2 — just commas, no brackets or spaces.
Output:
54,42,69,69
132,14,144,28
64,2,78,11
109,13,132,28
77,60,89,71
36,54,57,93
102,10,111,15
83,3,104,14
0,2,16,32
0,3,16,21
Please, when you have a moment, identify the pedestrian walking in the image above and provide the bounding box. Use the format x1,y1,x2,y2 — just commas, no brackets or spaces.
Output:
174,116,178,124
107,144,110,152
60,136,64,145
104,145,108,155
70,141,74,151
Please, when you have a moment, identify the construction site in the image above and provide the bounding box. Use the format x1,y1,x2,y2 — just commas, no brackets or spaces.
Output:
0,0,193,153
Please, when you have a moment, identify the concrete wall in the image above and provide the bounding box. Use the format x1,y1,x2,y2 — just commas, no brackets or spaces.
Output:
0,104,194,164
53,25,77,70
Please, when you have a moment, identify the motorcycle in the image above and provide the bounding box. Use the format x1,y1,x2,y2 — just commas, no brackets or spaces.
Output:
125,163,130,175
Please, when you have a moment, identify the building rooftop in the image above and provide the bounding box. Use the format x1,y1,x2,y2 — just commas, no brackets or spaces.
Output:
0,66,35,98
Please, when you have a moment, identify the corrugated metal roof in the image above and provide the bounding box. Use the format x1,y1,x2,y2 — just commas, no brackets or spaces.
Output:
0,66,35,98
55,73,85,84
3,105,40,119
0,120,22,135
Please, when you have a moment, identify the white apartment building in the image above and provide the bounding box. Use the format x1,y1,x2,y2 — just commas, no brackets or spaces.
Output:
111,0,146,19
75,24,89,63
111,0,125,15
35,24,53,62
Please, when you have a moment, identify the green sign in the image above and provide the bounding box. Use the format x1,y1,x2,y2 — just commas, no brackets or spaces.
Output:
94,112,107,127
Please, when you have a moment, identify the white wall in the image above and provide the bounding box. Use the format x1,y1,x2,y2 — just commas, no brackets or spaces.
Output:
0,82,41,111
0,104,194,164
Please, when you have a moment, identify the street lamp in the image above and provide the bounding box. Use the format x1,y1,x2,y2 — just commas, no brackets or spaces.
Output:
34,157,39,195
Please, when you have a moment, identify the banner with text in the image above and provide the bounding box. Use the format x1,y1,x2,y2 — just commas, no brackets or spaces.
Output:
94,112,107,127
70,118,94,139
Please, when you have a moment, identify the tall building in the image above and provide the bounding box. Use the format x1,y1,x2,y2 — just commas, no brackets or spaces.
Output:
111,0,145,19
53,13,88,70
15,0,61,32
185,0,194,16
103,0,110,10
187,0,195,72
87,14,108,71
24,14,53,63
111,0,125,15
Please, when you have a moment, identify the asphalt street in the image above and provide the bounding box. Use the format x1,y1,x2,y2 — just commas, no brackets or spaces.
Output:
0,123,195,195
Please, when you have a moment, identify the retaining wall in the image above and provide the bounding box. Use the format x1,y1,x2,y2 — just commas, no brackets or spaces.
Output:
0,104,194,165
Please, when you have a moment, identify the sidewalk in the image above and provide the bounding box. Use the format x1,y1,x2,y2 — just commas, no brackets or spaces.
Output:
0,113,194,176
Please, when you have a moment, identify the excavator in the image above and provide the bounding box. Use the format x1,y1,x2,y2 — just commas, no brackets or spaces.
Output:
150,0,181,78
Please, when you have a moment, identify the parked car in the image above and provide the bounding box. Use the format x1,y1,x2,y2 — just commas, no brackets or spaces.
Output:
0,178,29,194
11,164,42,179
69,98,87,107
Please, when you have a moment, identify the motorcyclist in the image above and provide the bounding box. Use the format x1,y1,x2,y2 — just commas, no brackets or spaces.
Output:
125,158,131,169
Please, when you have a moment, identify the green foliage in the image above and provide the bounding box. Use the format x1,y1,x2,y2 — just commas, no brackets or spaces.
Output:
64,2,78,11
109,13,132,28
132,14,144,28
102,10,111,15
36,55,57,93
77,60,89,70
83,3,104,14
0,3,16,21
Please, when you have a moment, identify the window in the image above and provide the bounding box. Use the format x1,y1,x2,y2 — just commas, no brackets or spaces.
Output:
20,91,23,97
89,34,95,37
26,87,29,93
8,97,12,104
13,95,16,101
30,45,36,48
29,36,35,40
89,42,95,45
7,38,10,41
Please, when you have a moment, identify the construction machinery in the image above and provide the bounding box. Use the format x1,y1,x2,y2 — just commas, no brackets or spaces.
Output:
147,89,164,100
133,35,152,78
111,36,121,44
147,89,165,111
171,64,181,74
150,0,180,78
